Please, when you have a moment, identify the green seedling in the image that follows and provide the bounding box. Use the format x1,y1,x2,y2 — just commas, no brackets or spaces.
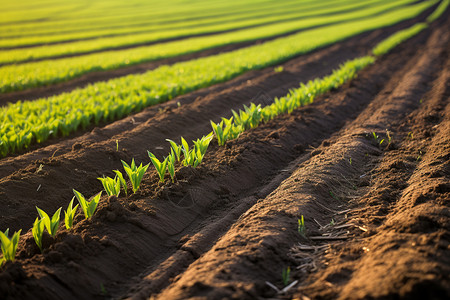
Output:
64,198,79,230
372,132,379,142
122,159,150,193
73,189,102,219
32,218,45,252
113,170,127,196
298,215,306,237
192,133,213,165
148,152,168,182
349,157,352,165
274,66,284,73
36,206,62,237
330,191,340,201
0,229,21,265
166,139,182,162
115,140,119,151
98,175,121,196
282,267,291,286
167,150,176,182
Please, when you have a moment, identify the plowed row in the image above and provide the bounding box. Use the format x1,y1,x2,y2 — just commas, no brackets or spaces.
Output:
0,13,448,300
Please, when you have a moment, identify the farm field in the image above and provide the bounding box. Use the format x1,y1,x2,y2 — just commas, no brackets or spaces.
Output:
0,0,449,299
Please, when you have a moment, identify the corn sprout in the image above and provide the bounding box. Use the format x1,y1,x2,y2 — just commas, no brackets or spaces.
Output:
64,198,79,230
0,229,21,265
73,189,102,219
121,159,149,193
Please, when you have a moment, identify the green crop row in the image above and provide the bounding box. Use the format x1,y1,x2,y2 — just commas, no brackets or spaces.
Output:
0,0,437,158
0,9,439,265
0,0,383,63
0,0,310,44
0,0,416,92
426,0,449,22
373,23,429,56
373,0,448,56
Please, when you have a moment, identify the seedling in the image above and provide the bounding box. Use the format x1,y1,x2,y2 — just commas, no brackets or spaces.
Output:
274,66,284,73
298,215,306,237
330,191,339,201
98,175,121,196
166,139,182,162
64,198,79,230
148,152,168,182
73,189,102,219
121,159,150,193
0,229,21,265
112,170,127,196
32,218,45,252
282,267,291,286
36,207,62,237
115,140,119,152
167,150,176,182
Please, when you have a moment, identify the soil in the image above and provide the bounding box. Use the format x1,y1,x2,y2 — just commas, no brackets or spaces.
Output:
0,11,448,300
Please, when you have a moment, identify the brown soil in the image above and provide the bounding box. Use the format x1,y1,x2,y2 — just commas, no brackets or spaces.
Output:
0,5,435,105
0,12,448,300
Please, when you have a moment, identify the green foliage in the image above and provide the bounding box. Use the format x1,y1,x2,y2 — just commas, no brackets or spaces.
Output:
298,215,306,237
427,0,449,23
113,170,128,196
98,175,121,196
121,159,150,193
0,229,21,265
180,134,213,168
282,267,291,286
36,206,62,237
32,218,45,252
148,152,168,182
373,23,428,56
73,189,102,219
0,0,434,157
64,198,79,230
166,139,182,162
167,150,176,183
0,0,419,87
210,117,243,146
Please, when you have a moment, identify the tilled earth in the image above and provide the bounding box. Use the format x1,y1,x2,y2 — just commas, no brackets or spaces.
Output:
0,12,448,300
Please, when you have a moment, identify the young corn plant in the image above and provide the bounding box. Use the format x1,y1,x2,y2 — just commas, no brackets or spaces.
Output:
192,132,213,166
73,189,102,219
282,267,291,286
113,170,127,196
167,150,176,182
0,229,21,265
36,207,62,238
298,215,306,237
148,152,168,182
98,175,121,196
64,198,79,230
166,139,182,162
210,117,233,146
32,218,45,252
122,159,150,193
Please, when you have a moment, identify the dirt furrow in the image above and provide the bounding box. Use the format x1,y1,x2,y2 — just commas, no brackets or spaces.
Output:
144,19,449,300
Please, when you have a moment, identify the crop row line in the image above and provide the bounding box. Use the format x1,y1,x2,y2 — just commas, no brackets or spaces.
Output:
0,0,417,90
0,0,344,49
0,0,437,158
